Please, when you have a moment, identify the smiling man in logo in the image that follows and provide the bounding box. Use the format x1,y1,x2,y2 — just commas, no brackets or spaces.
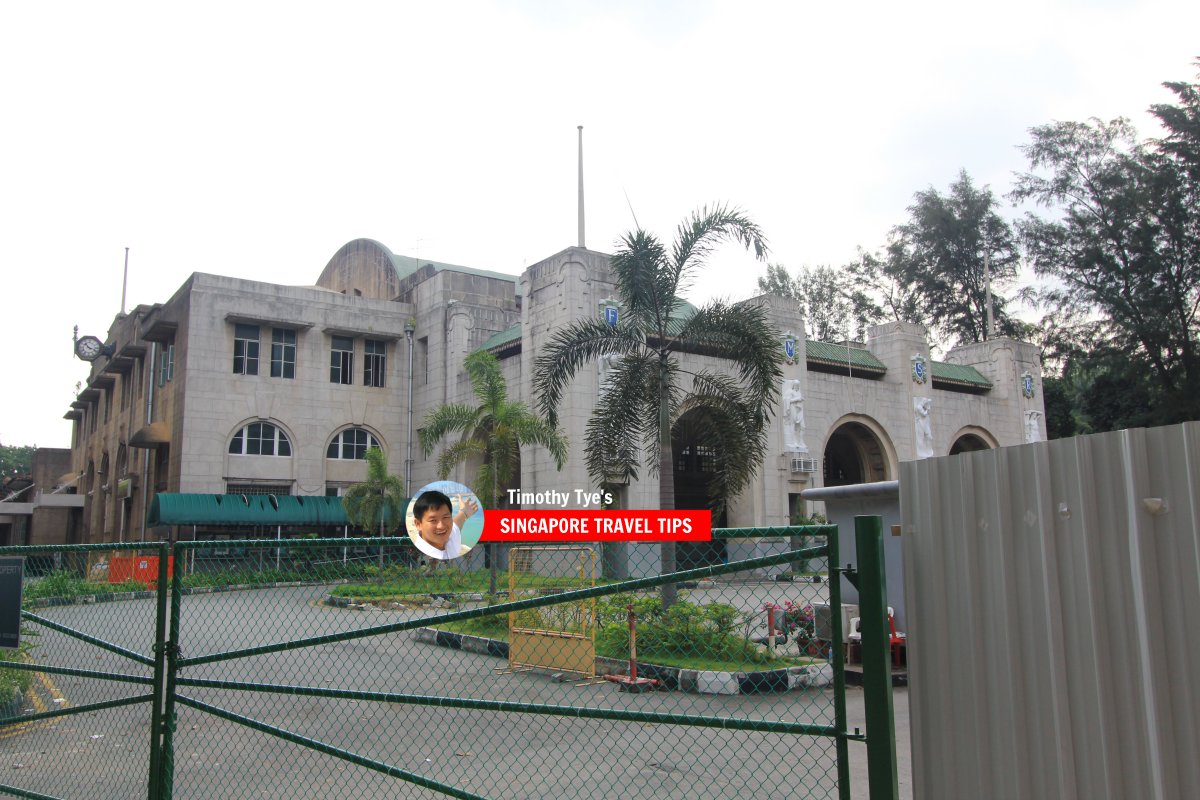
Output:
410,490,479,560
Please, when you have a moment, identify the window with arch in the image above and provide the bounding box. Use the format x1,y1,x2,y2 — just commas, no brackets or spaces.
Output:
229,422,292,457
327,428,380,460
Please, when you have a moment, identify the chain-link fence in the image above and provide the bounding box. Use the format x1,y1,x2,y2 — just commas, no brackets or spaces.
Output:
1,527,857,799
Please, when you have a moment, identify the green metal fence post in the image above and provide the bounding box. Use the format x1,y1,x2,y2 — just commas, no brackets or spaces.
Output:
147,542,171,800
157,541,186,800
829,524,851,800
855,514,899,800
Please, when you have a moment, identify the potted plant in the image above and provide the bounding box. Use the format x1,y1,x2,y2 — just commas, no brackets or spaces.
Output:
782,601,822,656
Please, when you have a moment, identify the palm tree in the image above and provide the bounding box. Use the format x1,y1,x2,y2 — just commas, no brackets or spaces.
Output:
533,204,781,608
341,447,406,567
420,350,568,594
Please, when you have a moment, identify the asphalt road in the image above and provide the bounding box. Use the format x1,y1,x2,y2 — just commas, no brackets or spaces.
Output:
4,584,911,799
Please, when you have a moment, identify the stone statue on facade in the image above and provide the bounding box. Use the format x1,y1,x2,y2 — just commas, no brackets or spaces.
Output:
1024,409,1042,443
783,379,807,452
914,396,934,458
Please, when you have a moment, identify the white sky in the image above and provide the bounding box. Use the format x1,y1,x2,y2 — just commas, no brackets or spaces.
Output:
2,0,1197,449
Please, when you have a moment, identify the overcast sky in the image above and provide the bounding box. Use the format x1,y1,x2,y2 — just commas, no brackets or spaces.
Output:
2,0,1196,450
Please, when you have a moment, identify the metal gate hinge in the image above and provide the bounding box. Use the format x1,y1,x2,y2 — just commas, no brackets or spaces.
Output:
840,565,860,591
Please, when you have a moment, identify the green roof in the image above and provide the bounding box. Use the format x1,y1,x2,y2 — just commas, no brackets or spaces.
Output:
805,340,888,372
147,493,401,527
481,324,522,351
673,298,698,320
931,361,992,388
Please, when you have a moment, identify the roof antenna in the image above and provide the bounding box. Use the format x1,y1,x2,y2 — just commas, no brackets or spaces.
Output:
622,187,641,230
577,125,586,248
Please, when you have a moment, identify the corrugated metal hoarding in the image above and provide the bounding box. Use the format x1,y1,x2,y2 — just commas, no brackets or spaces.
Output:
901,422,1200,800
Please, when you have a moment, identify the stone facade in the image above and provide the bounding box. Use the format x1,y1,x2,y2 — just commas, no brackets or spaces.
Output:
63,238,1045,558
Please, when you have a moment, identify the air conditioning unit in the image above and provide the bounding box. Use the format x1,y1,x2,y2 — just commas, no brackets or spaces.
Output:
790,457,818,473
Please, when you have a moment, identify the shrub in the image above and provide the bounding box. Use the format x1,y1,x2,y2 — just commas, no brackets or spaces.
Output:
23,572,149,604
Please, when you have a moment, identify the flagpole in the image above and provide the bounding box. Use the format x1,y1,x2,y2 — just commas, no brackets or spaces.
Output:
577,125,585,248
121,247,129,315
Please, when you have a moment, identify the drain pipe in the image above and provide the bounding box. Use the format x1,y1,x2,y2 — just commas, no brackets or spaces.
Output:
139,342,157,543
404,318,416,497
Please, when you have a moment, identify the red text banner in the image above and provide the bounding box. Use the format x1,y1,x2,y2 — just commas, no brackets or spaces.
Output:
481,510,711,543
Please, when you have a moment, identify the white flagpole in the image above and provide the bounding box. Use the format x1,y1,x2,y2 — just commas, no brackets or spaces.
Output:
121,247,129,315
577,126,585,248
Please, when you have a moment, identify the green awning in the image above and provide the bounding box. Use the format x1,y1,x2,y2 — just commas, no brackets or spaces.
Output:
147,493,402,527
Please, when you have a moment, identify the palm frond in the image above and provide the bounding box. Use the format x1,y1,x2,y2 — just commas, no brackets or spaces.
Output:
582,350,659,485
674,300,783,413
611,230,672,332
419,404,480,456
473,462,500,508
504,406,570,470
670,204,769,297
435,438,487,481
464,350,507,418
422,350,569,507
532,319,647,425
674,371,772,513
341,448,405,532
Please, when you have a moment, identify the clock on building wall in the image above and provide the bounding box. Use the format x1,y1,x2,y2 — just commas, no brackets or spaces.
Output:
74,334,114,362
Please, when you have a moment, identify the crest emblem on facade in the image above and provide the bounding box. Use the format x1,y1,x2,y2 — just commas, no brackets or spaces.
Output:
599,298,619,328
911,353,928,384
782,331,798,365
1021,371,1035,399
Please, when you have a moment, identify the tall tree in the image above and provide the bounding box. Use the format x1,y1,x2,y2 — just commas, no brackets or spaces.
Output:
0,444,36,479
534,205,781,608
1012,107,1200,424
1152,64,1200,181
420,350,568,594
756,263,799,300
889,170,1022,345
341,447,406,566
757,261,885,342
862,249,924,326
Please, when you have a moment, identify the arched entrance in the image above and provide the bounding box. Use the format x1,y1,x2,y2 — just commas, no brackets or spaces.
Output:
948,426,999,456
672,410,728,569
822,418,894,487
950,434,989,455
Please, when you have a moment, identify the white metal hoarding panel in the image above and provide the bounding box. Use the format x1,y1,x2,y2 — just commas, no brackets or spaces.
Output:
901,422,1200,800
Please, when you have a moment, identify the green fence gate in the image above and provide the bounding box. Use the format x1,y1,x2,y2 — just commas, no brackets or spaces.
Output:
1,524,896,799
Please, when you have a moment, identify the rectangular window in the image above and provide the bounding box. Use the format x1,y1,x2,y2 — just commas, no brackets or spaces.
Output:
364,339,386,387
159,344,174,386
233,324,260,375
417,336,429,386
271,328,296,379
330,335,353,384
245,422,270,456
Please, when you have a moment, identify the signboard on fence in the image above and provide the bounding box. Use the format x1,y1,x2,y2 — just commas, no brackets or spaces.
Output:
0,557,23,650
